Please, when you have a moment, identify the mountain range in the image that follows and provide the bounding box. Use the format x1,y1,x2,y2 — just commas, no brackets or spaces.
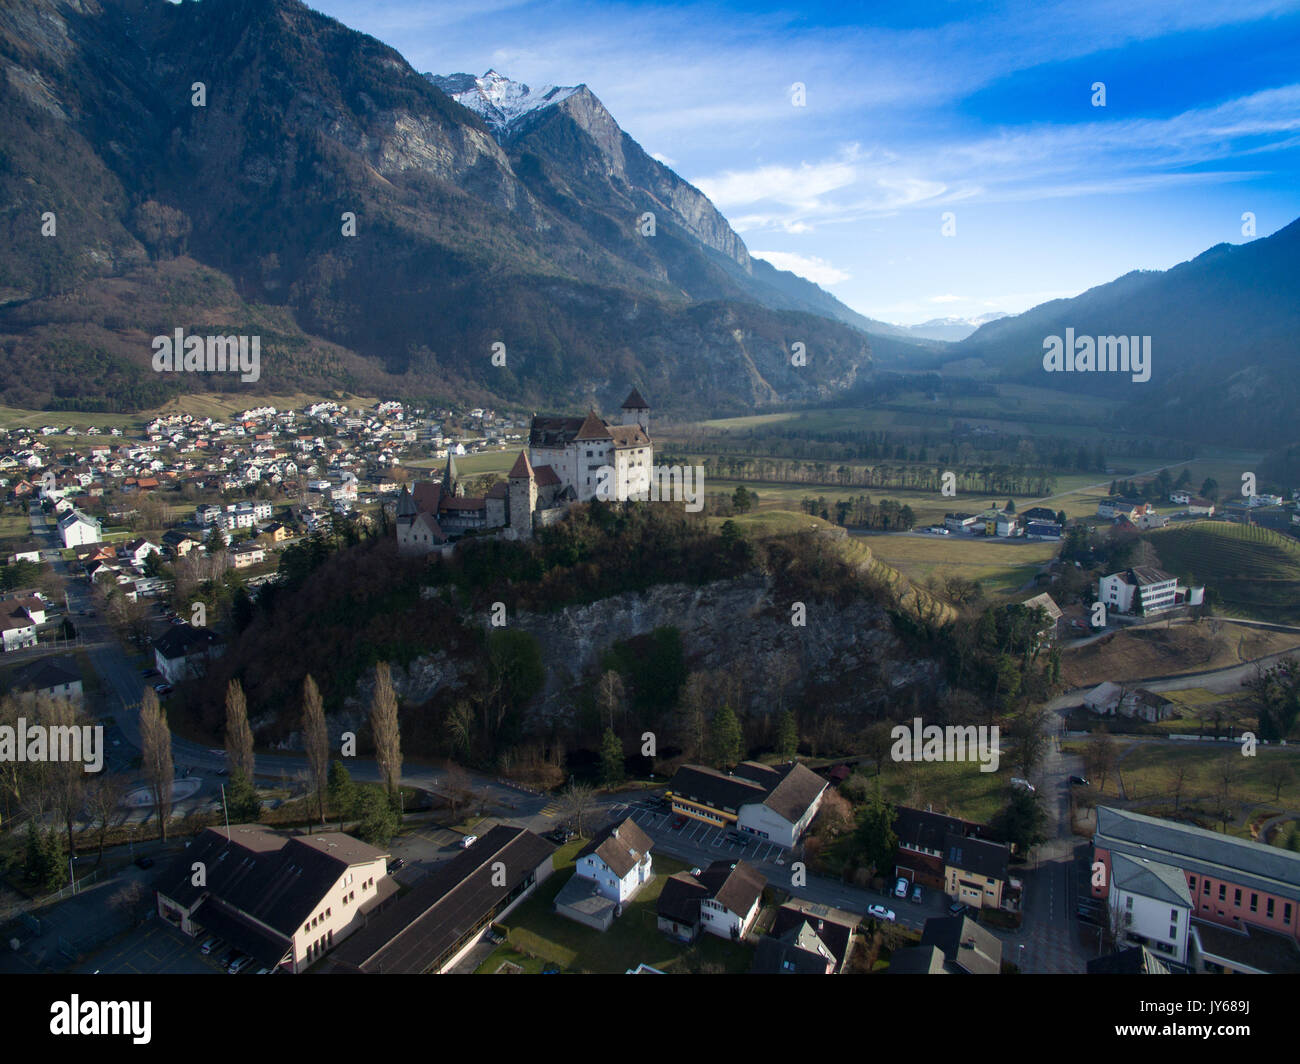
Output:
0,0,896,416
951,218,1300,446
0,0,1296,445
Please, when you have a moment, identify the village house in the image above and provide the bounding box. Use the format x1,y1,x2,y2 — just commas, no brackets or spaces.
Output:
153,623,225,684
656,860,766,943
155,825,394,974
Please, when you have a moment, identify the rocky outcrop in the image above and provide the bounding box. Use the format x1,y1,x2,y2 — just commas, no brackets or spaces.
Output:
506,575,940,722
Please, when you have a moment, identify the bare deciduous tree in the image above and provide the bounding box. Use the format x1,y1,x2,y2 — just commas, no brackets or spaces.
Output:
596,670,626,732
85,773,127,864
554,780,597,837
139,688,174,841
370,662,402,795
224,679,255,782
40,696,89,858
301,675,329,827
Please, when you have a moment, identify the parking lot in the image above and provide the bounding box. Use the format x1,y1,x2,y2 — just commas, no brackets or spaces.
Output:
76,919,225,975
614,800,789,865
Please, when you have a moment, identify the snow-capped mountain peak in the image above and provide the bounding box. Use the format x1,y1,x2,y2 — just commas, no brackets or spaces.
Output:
426,70,579,137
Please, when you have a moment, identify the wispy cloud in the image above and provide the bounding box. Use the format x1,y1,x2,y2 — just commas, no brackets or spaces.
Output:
750,250,850,285
691,85,1300,233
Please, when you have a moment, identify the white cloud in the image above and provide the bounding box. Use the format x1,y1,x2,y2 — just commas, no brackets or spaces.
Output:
750,251,851,285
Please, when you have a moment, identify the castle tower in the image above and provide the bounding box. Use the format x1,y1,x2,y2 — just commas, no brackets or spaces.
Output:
620,387,650,434
507,449,537,539
443,453,463,497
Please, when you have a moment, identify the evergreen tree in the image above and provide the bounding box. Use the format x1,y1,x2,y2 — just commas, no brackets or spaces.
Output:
776,710,798,760
599,727,626,785
328,759,358,827
225,769,262,822
854,782,898,876
355,788,399,847
709,704,743,768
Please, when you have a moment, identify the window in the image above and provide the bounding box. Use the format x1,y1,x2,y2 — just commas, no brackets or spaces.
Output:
1203,880,1211,894
1267,898,1275,919
1189,876,1197,890
1251,893,1258,913
1169,925,1177,940
1170,909,1178,922
1218,884,1226,901
1285,903,1293,926
1234,889,1241,906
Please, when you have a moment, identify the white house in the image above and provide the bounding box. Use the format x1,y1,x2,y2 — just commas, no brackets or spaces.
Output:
8,654,82,703
231,543,266,570
573,818,654,903
121,538,162,567
154,623,225,684
1,608,37,652
58,509,102,548
1097,566,1178,615
698,860,766,941
1110,852,1193,966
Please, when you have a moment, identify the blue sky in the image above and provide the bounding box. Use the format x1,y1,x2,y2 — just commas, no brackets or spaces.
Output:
313,0,1300,325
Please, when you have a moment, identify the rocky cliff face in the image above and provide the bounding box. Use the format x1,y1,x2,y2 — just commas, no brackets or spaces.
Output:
507,575,939,724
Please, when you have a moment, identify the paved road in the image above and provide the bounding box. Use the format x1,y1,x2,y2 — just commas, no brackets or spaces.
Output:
605,796,945,932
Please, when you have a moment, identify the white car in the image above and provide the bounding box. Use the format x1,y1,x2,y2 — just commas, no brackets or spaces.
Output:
867,904,896,922
227,954,252,974
461,835,478,848
1010,777,1036,793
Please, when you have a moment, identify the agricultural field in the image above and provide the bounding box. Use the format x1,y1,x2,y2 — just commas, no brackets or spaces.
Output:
862,534,1057,599
1144,522,1300,624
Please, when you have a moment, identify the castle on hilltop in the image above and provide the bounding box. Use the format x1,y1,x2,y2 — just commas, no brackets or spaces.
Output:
396,388,652,555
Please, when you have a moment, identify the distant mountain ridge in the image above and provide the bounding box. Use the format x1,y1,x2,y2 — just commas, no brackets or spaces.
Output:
949,218,1300,445
0,0,893,416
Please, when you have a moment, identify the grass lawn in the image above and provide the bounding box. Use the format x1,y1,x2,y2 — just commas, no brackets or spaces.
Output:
1067,741,1300,810
474,845,756,974
402,449,518,477
864,534,1057,599
842,756,1010,826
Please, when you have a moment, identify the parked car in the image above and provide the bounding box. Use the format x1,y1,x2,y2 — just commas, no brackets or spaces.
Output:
200,936,221,955
727,831,749,846
893,876,909,898
253,966,272,975
134,855,154,869
1010,777,1036,793
153,683,174,696
910,884,924,904
867,904,896,922
460,835,477,848
1069,775,1091,786
387,857,405,873
227,954,252,975
672,816,687,830
949,901,971,917
140,668,159,678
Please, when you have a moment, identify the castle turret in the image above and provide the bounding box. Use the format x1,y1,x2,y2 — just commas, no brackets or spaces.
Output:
507,449,536,539
621,388,650,434
443,453,463,497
